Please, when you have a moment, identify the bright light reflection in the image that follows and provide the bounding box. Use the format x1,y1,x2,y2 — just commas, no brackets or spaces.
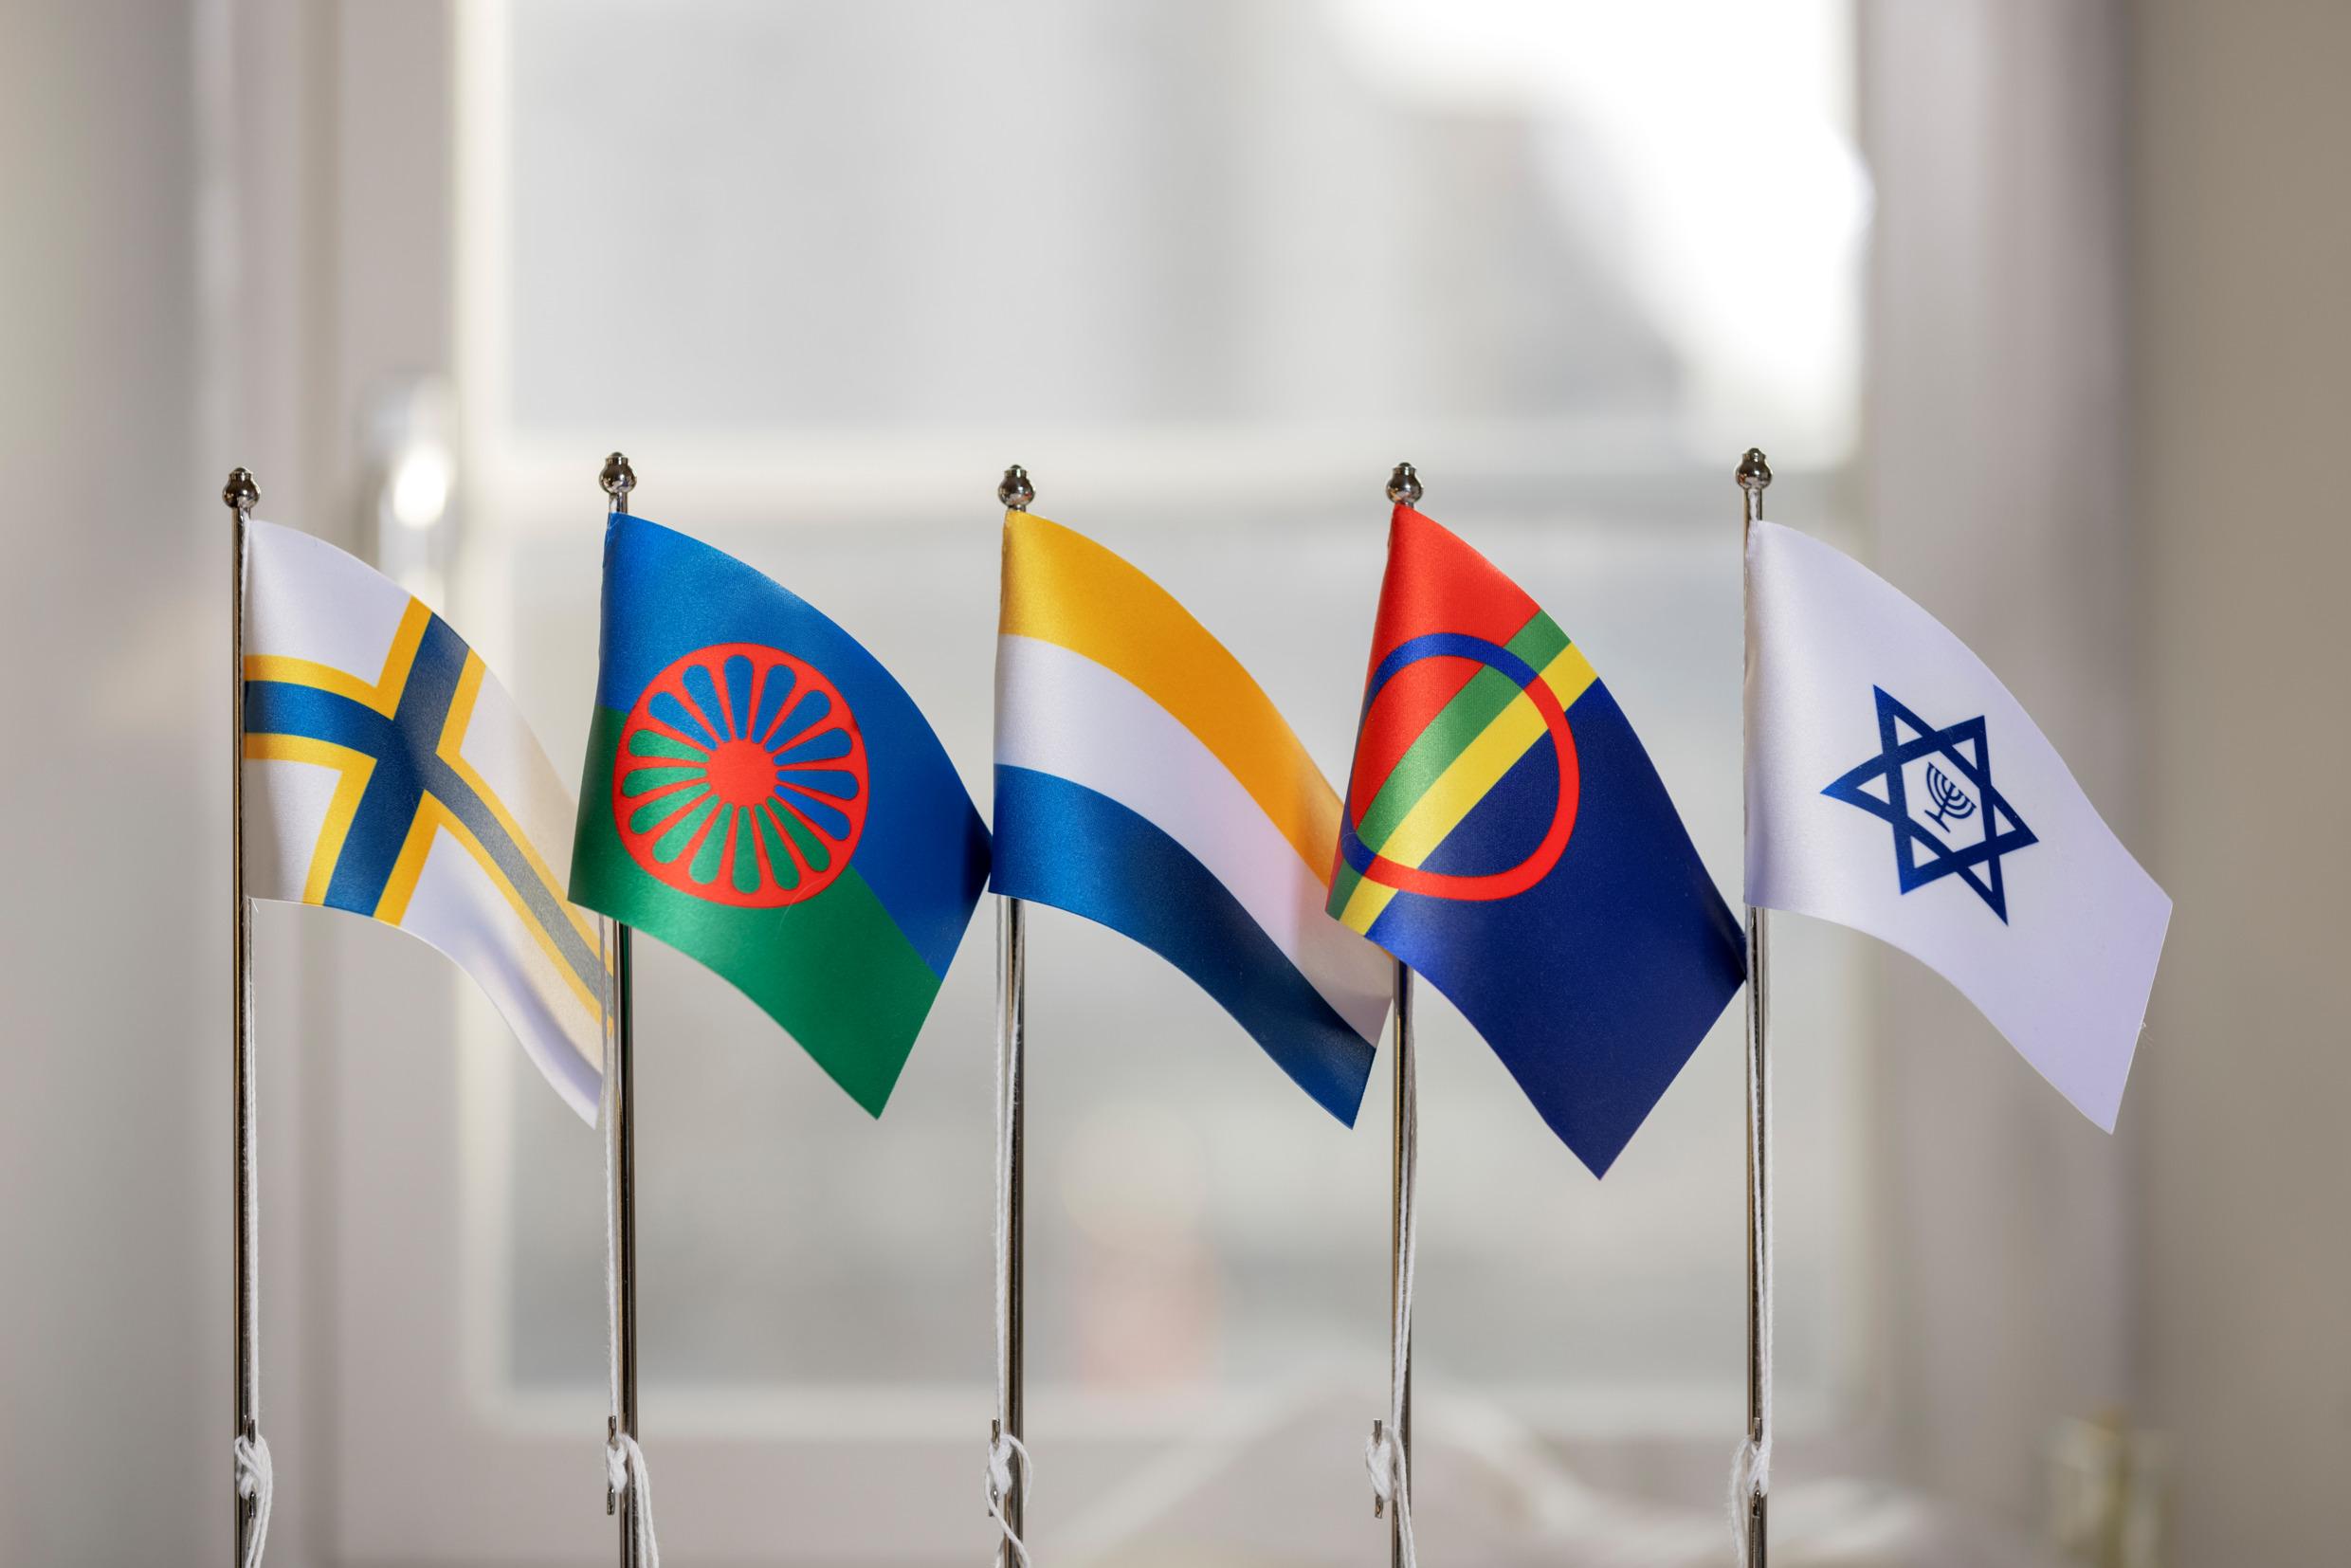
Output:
390,445,453,530
1326,0,1871,461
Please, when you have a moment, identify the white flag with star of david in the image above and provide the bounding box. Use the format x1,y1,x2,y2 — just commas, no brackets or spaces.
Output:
1743,520,2171,1130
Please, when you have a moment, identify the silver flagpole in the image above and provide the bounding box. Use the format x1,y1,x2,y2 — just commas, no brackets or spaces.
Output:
225,465,264,1567
599,453,646,1568
1738,447,1774,1567
990,463,1032,1568
1385,959,1415,1568
1376,462,1422,1568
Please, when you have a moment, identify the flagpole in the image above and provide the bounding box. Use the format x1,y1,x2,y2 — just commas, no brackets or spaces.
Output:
989,464,1033,1568
1737,447,1775,1568
599,453,646,1568
1385,958,1416,1568
1375,462,1422,1568
224,465,270,1568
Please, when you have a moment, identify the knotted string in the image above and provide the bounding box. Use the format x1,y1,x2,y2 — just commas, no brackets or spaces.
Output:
600,918,659,1566
986,906,1033,1568
1366,1010,1420,1568
233,1430,273,1568
985,1427,1033,1568
606,1433,660,1567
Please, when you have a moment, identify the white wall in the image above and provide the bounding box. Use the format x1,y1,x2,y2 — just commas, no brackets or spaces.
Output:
2136,3,2351,1560
0,4,212,1561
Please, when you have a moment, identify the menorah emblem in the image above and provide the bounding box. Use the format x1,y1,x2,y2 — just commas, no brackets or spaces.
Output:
1923,762,1976,831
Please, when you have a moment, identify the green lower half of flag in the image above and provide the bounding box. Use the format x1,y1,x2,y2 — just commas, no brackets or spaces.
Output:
570,706,941,1116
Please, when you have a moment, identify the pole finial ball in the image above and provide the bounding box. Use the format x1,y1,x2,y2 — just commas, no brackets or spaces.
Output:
600,452,636,502
1386,461,1423,506
1736,447,1773,492
222,466,259,514
998,464,1034,511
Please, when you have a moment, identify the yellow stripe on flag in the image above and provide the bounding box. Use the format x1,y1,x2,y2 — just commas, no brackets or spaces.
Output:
243,733,377,905
1000,510,1340,879
242,597,432,717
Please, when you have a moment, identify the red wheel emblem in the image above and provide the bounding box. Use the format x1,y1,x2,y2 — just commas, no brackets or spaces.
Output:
611,643,867,907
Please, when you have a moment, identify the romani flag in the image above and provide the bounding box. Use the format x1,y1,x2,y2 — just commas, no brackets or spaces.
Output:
568,512,991,1114
1331,503,1745,1175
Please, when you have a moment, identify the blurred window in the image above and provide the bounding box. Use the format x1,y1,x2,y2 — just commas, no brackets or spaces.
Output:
446,0,1870,1555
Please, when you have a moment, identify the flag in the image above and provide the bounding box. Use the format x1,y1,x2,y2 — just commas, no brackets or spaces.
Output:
993,510,1392,1121
569,511,990,1114
1330,504,1744,1175
1745,520,2171,1128
240,520,605,1120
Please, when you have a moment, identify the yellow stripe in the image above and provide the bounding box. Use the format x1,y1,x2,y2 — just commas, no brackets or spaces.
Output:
374,794,606,1028
243,597,432,717
244,733,377,904
1000,510,1339,877
1338,645,1597,932
435,651,600,948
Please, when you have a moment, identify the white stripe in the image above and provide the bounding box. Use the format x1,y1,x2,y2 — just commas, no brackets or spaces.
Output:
996,633,1391,1045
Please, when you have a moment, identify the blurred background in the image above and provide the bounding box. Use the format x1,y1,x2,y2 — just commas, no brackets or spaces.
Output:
4,1,2344,1563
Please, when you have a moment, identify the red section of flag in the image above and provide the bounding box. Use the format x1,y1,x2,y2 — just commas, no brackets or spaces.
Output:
1363,504,1541,674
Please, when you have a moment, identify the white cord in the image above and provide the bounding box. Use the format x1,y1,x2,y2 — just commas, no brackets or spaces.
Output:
233,1431,273,1568
987,907,1034,1568
606,1434,660,1568
986,1428,1033,1568
600,918,659,1566
1366,1012,1419,1568
987,903,1034,1568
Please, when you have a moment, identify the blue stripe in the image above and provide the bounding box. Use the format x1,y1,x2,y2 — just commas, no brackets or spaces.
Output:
991,765,1376,1125
1362,682,1743,1176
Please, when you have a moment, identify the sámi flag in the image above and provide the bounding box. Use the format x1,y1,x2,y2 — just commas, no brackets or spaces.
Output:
1745,520,2171,1129
241,520,606,1120
568,511,991,1114
993,510,1392,1122
1331,504,1744,1174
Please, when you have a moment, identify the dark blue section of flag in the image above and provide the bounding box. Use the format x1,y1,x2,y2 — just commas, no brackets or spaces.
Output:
598,512,989,977
1365,682,1744,1176
993,764,1376,1125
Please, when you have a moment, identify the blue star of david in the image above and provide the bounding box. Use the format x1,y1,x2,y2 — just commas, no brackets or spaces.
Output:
1821,686,2038,922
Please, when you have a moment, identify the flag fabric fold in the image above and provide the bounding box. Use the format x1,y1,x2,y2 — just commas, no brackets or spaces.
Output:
568,511,990,1115
240,519,606,1120
1332,503,1744,1175
1744,520,2171,1129
992,510,1392,1123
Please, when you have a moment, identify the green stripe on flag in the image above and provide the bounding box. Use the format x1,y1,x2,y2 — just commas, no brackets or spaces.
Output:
1329,612,1568,915
571,706,942,1116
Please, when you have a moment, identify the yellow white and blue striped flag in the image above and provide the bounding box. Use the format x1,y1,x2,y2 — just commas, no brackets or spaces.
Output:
241,519,605,1120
